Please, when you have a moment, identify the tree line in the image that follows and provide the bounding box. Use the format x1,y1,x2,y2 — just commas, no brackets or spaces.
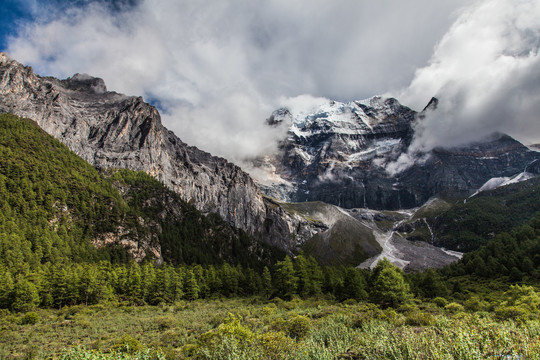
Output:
0,254,415,312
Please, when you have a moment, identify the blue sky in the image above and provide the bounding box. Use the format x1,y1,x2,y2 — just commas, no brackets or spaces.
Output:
0,0,32,50
0,0,138,50
2,0,540,162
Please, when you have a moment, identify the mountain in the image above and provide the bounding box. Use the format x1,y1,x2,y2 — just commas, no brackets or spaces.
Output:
256,97,540,210
4,53,536,270
0,53,265,235
397,175,540,252
0,53,376,263
0,113,283,268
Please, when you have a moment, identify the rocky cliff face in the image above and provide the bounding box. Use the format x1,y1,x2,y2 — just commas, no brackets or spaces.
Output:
0,53,266,235
0,53,347,259
257,96,540,210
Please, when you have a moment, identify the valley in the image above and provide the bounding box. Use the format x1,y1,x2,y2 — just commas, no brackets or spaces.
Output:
1,53,540,359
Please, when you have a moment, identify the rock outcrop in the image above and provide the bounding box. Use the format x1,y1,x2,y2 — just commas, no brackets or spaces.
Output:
0,53,362,260
257,96,540,210
0,53,266,235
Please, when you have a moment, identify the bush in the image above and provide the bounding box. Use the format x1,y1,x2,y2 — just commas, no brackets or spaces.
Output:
261,303,278,317
432,297,448,308
20,311,40,325
195,314,254,358
110,335,143,354
257,331,297,359
287,315,312,340
156,315,176,330
342,299,358,306
404,311,435,326
444,302,465,314
397,303,417,314
495,305,530,322
464,296,488,312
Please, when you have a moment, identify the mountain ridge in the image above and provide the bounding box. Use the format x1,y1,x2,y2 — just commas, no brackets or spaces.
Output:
254,95,540,210
0,53,366,263
0,52,267,235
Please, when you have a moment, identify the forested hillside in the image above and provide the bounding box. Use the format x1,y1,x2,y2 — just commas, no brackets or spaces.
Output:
0,113,282,269
2,114,540,359
398,176,540,252
0,113,130,268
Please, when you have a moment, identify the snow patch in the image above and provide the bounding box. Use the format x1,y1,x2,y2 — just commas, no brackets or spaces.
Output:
470,172,536,197
283,95,393,138
347,139,401,163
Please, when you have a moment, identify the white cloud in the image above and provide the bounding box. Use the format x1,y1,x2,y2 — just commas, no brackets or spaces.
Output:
6,0,471,162
395,0,540,155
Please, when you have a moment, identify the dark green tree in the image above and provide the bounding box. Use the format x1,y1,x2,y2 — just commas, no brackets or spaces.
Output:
11,278,40,312
184,269,199,300
342,267,367,301
370,258,411,307
262,266,272,298
274,256,297,299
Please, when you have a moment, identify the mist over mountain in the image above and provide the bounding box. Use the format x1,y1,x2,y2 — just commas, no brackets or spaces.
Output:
249,95,540,211
2,53,393,267
4,0,539,165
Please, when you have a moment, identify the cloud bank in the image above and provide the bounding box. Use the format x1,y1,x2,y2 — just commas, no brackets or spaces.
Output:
395,0,540,155
6,0,540,166
6,0,471,162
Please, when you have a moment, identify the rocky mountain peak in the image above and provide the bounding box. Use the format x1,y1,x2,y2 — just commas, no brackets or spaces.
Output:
266,107,292,126
255,95,540,210
63,73,107,94
0,54,267,236
422,97,439,112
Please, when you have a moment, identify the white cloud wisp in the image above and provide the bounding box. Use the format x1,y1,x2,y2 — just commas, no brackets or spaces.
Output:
395,0,540,154
6,0,470,162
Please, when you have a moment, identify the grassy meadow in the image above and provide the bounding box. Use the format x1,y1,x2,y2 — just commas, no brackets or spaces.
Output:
1,295,539,360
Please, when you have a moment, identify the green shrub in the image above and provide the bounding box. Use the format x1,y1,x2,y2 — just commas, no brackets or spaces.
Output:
20,311,39,325
495,305,530,322
156,315,176,330
397,303,417,313
268,317,288,333
342,299,358,306
160,329,188,348
404,311,435,326
444,302,465,314
432,297,448,308
194,313,254,358
464,296,488,312
287,315,312,340
257,331,297,359
261,303,278,317
110,335,143,354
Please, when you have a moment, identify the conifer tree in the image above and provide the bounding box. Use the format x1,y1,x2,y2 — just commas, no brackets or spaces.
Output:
11,278,40,312
294,254,312,298
262,266,272,298
184,269,199,300
342,267,367,301
370,258,411,307
275,256,297,299
0,268,14,309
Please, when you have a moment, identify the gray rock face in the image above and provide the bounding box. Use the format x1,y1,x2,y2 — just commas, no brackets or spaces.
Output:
259,96,540,210
0,53,266,235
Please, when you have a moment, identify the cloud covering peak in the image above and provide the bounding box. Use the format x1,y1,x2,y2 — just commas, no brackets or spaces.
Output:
4,0,540,163
396,0,540,152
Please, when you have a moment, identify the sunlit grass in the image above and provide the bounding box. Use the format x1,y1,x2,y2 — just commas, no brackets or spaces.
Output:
1,297,539,359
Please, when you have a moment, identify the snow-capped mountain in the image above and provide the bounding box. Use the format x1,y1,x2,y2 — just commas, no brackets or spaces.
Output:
255,96,540,210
